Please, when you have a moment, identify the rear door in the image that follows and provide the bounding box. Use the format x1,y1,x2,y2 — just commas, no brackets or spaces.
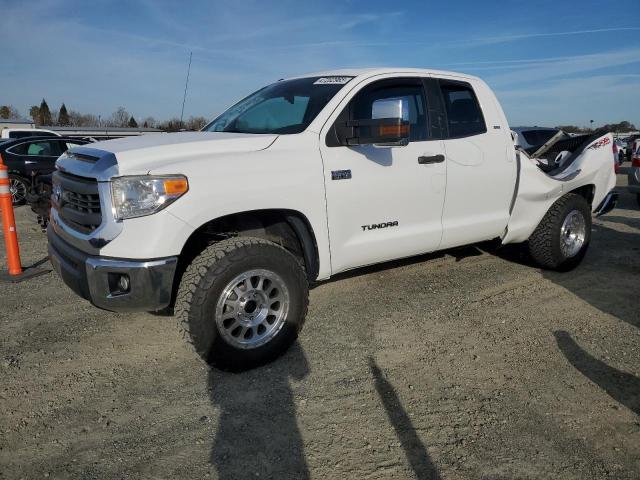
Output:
431,77,516,248
319,76,447,273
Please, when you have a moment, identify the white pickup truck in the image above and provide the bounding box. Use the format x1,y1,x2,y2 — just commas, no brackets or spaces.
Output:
48,68,617,370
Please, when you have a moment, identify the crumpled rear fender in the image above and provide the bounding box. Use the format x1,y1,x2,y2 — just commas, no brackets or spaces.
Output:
503,133,616,244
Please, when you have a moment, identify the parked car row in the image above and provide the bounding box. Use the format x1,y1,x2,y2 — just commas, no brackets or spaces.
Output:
629,141,640,207
0,136,91,205
1,128,62,139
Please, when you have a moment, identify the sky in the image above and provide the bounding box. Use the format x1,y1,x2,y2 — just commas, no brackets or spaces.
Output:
1,0,639,128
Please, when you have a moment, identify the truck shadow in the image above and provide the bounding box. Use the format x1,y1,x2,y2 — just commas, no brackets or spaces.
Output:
207,344,310,479
368,357,441,480
491,204,640,416
554,331,640,415
487,222,639,330
543,220,639,330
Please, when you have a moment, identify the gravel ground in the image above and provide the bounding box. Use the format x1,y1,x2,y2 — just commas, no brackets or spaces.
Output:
0,171,638,480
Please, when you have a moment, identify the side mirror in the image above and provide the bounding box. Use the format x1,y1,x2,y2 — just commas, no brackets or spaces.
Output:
335,97,410,147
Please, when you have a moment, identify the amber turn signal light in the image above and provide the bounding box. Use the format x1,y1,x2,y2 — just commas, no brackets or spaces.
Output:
378,124,410,137
163,178,189,195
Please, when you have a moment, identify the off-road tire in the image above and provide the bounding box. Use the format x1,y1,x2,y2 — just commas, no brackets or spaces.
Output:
175,236,308,371
528,193,591,271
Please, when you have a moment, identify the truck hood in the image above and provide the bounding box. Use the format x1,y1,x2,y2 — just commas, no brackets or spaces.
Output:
64,132,279,178
88,131,278,154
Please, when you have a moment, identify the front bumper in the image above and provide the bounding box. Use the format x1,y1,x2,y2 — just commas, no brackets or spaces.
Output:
48,226,177,312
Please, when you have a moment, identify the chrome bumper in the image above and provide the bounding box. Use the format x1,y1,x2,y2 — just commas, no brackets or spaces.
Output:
594,191,619,217
48,226,177,312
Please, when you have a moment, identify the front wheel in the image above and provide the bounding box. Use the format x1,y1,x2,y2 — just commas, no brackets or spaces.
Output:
175,237,308,371
528,193,592,271
9,175,28,206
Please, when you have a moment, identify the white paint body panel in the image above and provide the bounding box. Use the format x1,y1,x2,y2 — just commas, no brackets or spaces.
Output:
66,68,615,282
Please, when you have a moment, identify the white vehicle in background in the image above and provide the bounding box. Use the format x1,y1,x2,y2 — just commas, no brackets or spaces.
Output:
614,139,627,164
47,68,618,370
1,128,61,139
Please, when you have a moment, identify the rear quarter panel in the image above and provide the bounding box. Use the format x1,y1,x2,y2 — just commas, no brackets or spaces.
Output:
504,133,616,244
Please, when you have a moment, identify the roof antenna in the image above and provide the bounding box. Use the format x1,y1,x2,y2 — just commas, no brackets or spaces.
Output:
180,51,193,128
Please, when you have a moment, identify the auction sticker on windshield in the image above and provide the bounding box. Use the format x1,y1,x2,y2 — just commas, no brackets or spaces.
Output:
314,77,353,85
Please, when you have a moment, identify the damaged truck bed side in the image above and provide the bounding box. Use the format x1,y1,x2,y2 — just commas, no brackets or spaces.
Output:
505,132,617,243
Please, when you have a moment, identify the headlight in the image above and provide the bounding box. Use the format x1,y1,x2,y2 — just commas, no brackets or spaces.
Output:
111,175,188,220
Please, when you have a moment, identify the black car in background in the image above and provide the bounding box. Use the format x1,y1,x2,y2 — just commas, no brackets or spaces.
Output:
0,136,91,205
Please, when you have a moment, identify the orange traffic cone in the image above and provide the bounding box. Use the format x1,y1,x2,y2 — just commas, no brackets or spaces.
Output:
0,154,49,283
0,161,23,275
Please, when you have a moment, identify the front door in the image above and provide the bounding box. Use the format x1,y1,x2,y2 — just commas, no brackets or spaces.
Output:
319,77,447,274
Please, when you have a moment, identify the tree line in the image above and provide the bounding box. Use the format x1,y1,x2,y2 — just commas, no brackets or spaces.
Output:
0,100,208,132
3,101,636,134
555,121,637,134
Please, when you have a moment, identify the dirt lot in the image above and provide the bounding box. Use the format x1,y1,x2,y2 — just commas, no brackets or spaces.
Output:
1,171,639,480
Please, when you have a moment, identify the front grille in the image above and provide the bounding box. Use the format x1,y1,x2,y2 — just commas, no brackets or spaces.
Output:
64,190,101,213
53,171,102,234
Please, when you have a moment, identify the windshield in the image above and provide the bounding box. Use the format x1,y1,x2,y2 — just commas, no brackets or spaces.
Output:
204,76,353,135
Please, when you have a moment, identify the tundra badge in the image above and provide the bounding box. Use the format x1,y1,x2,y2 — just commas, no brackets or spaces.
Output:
331,170,352,180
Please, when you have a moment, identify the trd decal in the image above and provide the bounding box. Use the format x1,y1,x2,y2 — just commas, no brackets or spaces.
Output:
361,221,399,232
587,137,610,150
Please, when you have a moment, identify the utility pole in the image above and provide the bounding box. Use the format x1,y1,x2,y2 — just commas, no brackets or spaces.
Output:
180,51,193,129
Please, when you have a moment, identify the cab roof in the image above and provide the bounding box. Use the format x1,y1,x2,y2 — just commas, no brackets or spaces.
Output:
287,67,480,82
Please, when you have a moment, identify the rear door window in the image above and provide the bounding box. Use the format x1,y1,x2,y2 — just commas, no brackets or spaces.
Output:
8,140,63,156
51,140,84,153
439,81,486,138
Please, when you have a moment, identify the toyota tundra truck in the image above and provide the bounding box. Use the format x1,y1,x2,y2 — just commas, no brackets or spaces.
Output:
47,68,618,370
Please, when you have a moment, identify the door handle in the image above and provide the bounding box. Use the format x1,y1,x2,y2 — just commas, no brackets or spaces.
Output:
418,154,445,164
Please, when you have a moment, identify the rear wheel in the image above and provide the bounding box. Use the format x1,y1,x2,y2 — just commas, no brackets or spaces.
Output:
528,193,592,271
9,175,28,206
175,237,308,371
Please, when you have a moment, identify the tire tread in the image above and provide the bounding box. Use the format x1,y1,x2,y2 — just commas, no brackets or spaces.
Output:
528,193,590,270
174,236,308,368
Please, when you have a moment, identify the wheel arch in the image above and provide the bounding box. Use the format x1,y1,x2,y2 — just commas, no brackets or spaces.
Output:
178,208,320,283
567,183,595,206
